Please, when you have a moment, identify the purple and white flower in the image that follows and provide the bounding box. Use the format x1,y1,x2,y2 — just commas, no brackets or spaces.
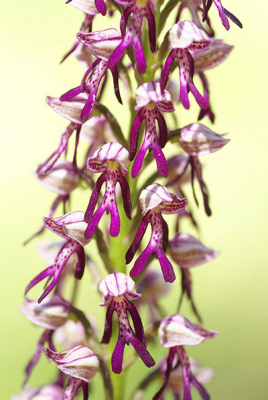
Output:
99,272,155,373
60,29,122,123
154,313,217,400
44,346,99,400
170,233,219,319
25,212,89,303
84,142,132,239
180,122,229,215
130,82,174,178
160,20,211,110
108,0,156,74
126,184,188,283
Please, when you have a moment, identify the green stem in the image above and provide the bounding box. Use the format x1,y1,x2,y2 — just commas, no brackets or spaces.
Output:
113,369,127,400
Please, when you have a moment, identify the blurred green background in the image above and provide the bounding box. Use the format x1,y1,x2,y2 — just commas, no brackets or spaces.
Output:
1,0,268,398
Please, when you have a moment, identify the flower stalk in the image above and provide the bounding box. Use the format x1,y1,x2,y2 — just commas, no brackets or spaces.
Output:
16,0,242,398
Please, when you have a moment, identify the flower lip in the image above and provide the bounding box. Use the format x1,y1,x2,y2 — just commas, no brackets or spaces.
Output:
169,20,211,51
139,184,188,215
99,272,142,306
20,294,71,330
135,82,175,113
87,142,129,175
180,123,230,156
158,314,218,348
43,211,90,246
77,29,122,62
43,346,100,383
170,233,219,268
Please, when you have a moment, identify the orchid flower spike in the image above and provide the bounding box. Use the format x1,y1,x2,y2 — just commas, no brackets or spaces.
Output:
154,313,218,400
130,82,175,178
25,212,90,303
60,29,122,123
99,272,155,373
84,142,132,239
44,346,99,400
160,20,211,110
126,184,188,283
170,233,219,320
180,122,229,216
107,0,156,74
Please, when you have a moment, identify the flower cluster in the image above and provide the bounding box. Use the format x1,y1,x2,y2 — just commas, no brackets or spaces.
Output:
15,0,242,398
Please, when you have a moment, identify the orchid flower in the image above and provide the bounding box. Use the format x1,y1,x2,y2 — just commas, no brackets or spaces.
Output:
99,272,155,373
192,38,233,122
25,212,90,302
170,233,219,319
154,313,217,400
130,82,175,178
20,295,71,386
108,0,156,74
84,142,132,239
179,122,229,215
160,20,211,110
44,346,100,400
126,184,188,283
60,29,122,123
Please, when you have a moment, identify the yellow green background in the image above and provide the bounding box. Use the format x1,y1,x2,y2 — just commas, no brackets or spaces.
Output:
1,0,268,398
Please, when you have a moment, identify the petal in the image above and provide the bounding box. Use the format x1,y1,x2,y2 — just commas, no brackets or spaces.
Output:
156,250,176,283
180,123,230,156
129,110,145,161
126,214,150,264
101,303,115,343
134,37,146,74
111,339,125,374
